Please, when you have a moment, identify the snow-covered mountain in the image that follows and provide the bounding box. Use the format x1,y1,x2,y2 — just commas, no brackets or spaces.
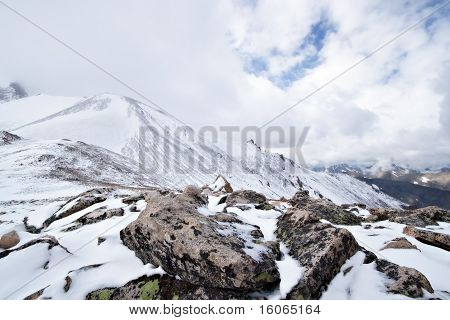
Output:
0,93,401,207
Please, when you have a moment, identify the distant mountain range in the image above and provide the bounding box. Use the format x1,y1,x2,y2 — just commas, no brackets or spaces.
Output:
313,163,450,209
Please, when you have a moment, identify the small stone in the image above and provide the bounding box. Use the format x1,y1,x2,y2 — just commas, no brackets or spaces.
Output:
0,230,20,249
381,237,419,251
97,237,106,245
64,276,72,292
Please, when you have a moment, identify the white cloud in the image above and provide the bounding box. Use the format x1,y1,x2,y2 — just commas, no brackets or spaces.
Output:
0,0,449,168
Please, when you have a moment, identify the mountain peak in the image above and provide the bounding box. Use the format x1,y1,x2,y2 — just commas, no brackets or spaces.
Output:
0,82,27,103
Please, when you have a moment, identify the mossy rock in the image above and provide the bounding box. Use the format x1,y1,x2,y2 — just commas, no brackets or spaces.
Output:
86,289,114,300
138,279,160,300
86,274,252,300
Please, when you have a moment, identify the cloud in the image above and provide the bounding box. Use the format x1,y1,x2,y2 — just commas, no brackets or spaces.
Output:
0,0,449,168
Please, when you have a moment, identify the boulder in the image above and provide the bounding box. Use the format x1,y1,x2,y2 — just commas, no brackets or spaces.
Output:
289,191,362,225
360,248,434,298
57,191,108,219
120,186,280,290
375,259,433,297
87,274,251,300
225,190,267,208
0,230,20,249
367,206,449,227
43,188,111,228
277,209,359,299
75,208,125,228
380,237,419,251
403,226,450,251
122,194,145,205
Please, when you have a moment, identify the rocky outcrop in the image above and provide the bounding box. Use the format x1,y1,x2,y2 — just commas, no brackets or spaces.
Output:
277,209,359,299
121,194,145,205
57,189,109,219
0,131,21,146
289,191,362,225
403,226,450,251
121,186,280,290
380,237,419,251
43,188,111,228
87,274,251,300
374,259,433,297
0,236,71,259
277,208,434,299
0,230,20,249
64,208,125,231
24,287,48,300
225,190,268,208
367,206,450,227
79,208,124,224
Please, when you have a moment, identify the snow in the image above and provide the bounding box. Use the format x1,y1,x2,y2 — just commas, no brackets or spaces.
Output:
0,94,83,130
0,191,163,299
421,176,430,183
207,195,227,212
335,221,450,297
322,251,408,300
269,243,304,299
227,206,280,241
208,176,226,192
197,206,216,216
346,206,371,218
225,204,303,299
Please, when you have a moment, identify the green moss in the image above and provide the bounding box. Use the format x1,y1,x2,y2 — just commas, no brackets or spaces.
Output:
255,271,275,283
253,239,263,244
291,293,305,300
89,289,113,300
139,279,160,300
172,294,180,300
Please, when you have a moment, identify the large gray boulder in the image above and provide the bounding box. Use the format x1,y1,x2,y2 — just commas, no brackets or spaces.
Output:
277,209,360,299
120,186,280,290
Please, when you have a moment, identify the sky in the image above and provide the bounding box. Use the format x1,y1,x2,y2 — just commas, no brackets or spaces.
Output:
0,0,449,169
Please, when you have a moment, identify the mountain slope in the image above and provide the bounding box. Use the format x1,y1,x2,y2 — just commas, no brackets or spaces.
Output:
1,93,402,207
0,136,176,202
0,94,83,130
